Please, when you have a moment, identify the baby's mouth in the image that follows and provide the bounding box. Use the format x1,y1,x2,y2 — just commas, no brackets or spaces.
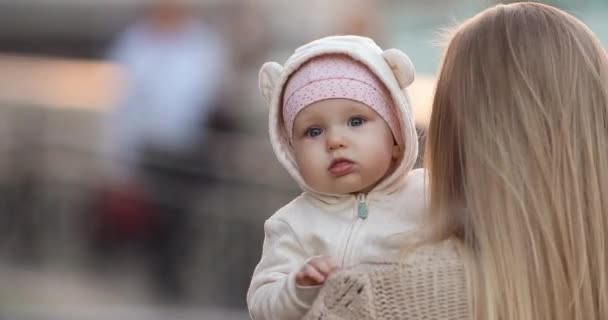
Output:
328,158,355,177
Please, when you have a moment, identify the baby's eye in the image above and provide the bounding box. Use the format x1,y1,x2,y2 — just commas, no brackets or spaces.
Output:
305,127,323,138
348,117,366,127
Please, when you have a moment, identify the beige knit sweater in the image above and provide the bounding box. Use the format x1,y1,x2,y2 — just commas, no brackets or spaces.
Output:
303,240,469,320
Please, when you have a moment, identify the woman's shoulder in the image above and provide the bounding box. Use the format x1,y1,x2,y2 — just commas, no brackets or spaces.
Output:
395,238,465,272
359,239,465,290
305,240,468,320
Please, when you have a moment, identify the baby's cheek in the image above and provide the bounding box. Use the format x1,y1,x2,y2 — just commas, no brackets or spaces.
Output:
298,158,325,189
299,160,321,184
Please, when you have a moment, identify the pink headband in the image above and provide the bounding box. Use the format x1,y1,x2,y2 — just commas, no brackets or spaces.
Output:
282,54,402,145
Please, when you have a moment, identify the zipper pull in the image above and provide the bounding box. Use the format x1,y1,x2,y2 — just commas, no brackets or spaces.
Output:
357,195,368,219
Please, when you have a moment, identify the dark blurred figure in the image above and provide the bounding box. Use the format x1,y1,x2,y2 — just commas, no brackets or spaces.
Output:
98,0,227,302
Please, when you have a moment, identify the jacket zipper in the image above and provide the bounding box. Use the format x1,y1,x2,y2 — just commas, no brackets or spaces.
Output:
357,194,368,219
341,194,368,266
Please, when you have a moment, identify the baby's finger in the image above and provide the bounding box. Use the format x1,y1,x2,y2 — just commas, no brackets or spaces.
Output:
311,259,332,275
313,257,340,276
304,264,326,283
295,271,306,282
296,271,316,286
324,257,340,272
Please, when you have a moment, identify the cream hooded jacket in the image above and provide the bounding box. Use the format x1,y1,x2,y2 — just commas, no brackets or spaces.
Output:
247,36,426,320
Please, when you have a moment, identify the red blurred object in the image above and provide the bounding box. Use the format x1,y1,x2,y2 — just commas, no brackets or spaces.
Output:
94,184,157,242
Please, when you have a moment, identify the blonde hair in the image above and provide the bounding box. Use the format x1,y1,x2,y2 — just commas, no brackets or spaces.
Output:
424,2,608,320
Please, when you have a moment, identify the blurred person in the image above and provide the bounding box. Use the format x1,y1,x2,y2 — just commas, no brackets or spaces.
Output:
100,0,227,301
304,3,608,320
247,35,426,320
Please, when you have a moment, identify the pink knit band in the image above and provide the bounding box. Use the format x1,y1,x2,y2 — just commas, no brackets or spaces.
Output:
282,54,402,145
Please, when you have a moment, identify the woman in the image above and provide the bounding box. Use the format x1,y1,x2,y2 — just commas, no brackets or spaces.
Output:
304,2,608,320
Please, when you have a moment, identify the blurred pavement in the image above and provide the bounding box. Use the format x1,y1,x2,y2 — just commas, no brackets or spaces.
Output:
0,263,249,320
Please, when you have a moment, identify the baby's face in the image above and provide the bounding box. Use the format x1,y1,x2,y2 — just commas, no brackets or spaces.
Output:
291,98,399,194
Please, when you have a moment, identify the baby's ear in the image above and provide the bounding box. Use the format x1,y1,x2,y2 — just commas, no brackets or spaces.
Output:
382,49,415,89
259,62,285,104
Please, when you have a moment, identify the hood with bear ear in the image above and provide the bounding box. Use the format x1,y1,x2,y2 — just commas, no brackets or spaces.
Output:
259,35,418,203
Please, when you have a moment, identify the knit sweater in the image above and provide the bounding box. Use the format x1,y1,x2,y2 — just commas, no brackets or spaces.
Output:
303,240,469,320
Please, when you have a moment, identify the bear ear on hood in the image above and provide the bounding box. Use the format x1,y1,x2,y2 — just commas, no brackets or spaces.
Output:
382,49,415,89
259,62,285,104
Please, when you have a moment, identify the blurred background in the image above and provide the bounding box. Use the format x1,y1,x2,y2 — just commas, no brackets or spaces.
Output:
0,0,605,319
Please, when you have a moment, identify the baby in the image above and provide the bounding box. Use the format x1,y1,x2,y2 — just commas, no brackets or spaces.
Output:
247,35,426,320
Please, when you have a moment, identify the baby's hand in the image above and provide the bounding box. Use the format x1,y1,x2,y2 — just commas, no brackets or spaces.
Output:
295,256,340,286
